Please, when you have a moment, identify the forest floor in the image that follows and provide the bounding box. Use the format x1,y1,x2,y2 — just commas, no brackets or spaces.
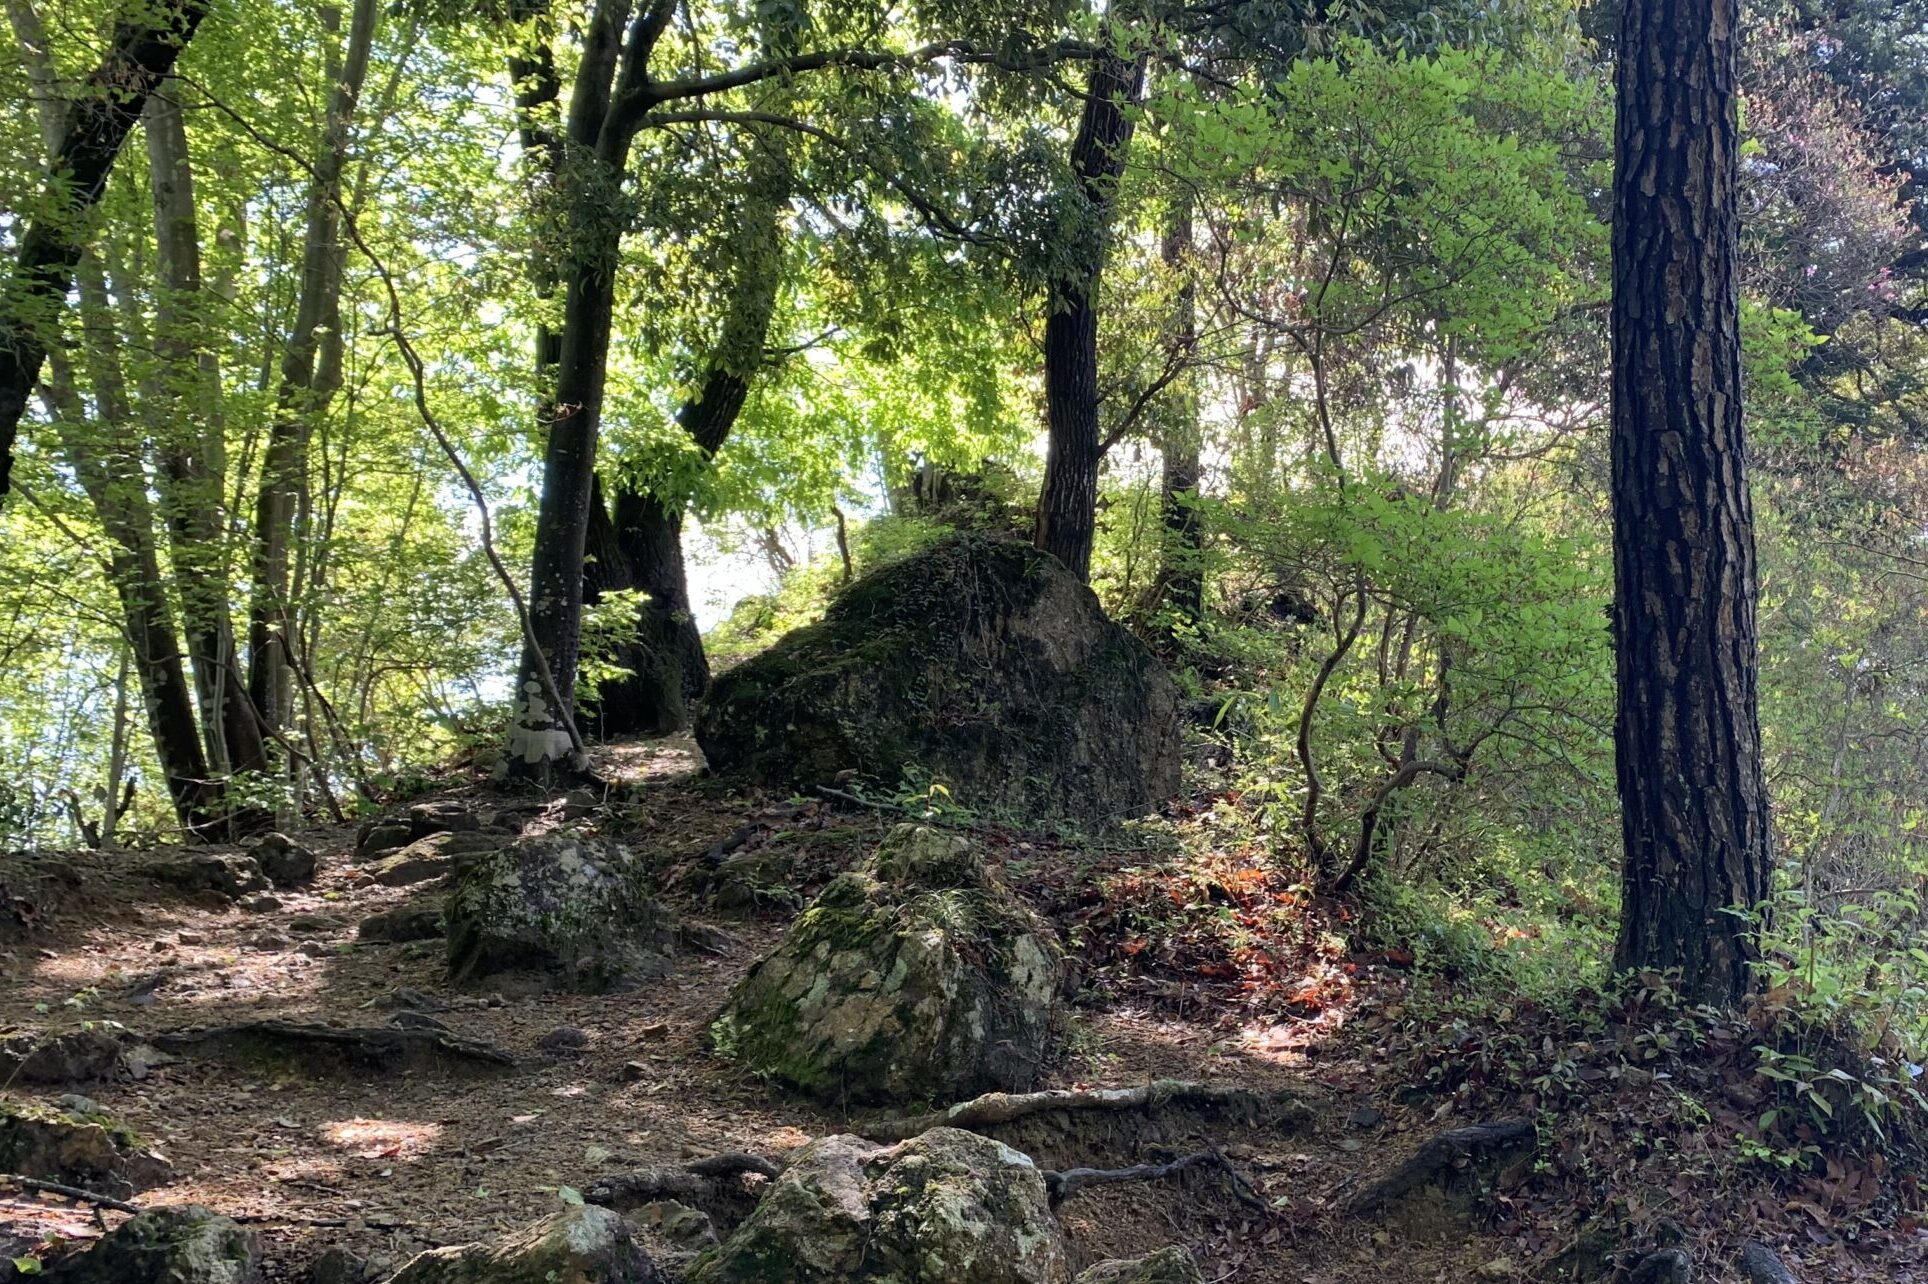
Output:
0,737,1923,1284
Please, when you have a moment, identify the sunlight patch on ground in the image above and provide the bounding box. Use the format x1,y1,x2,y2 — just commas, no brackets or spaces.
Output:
319,1118,443,1160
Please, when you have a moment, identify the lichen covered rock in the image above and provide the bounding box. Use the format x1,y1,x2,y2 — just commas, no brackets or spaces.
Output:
42,1207,255,1284
695,534,1181,826
445,830,675,992
710,825,1063,1105
0,1100,172,1196
688,1128,1068,1284
370,832,500,888
387,1204,664,1284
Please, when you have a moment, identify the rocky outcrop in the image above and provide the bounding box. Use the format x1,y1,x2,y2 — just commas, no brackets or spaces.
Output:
0,1100,172,1196
445,830,676,992
710,826,1063,1105
696,535,1181,827
387,1205,664,1284
43,1207,256,1283
687,1128,1068,1284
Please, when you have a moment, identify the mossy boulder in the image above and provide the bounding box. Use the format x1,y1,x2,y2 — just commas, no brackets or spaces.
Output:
0,1099,171,1196
687,1128,1068,1284
710,825,1063,1105
388,1205,664,1284
445,830,676,992
695,534,1181,826
42,1207,255,1284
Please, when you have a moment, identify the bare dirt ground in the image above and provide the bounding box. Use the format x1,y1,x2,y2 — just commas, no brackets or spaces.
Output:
0,739,1919,1283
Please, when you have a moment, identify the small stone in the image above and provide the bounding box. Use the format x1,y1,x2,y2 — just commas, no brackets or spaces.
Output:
298,941,331,959
238,894,282,914
56,1094,100,1116
308,1245,376,1284
247,931,292,952
537,1027,589,1053
369,986,450,1013
638,1021,670,1041
1349,1104,1385,1129
357,905,445,944
177,931,207,946
620,1061,648,1082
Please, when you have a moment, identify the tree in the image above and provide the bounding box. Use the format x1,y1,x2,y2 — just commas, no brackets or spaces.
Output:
0,0,208,501
1032,38,1144,582
1609,0,1773,1001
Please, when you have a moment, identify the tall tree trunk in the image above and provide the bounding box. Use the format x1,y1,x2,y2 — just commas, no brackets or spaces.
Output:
589,164,784,737
1154,192,1203,641
0,0,208,501
506,0,648,773
145,83,268,775
1033,44,1142,583
44,338,219,836
1609,0,1771,1003
247,0,377,740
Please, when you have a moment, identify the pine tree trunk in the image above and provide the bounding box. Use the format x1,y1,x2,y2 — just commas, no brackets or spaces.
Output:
1033,46,1142,583
1609,0,1771,1003
0,0,208,501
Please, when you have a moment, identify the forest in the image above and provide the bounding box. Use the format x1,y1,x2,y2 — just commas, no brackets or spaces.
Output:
1,0,1927,1279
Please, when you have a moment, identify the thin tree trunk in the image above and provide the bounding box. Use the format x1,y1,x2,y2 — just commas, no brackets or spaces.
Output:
0,0,208,500
247,0,377,739
145,83,269,775
1155,191,1203,639
1609,0,1771,1003
1033,44,1143,583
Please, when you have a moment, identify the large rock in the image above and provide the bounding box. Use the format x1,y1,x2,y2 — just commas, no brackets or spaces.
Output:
445,831,675,992
688,1128,1068,1284
137,853,269,899
249,833,317,888
43,1207,257,1284
371,832,500,888
710,825,1063,1105
388,1204,664,1284
695,535,1181,826
0,1100,172,1196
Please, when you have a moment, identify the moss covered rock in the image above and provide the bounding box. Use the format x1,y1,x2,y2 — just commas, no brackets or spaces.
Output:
694,534,1180,826
387,1205,663,1283
688,1128,1068,1284
710,825,1063,1105
0,1099,171,1197
43,1207,256,1283
445,830,676,992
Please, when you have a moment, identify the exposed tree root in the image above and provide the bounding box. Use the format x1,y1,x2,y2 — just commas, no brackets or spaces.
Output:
1043,1150,1269,1214
861,1079,1307,1143
584,1152,779,1232
148,1021,517,1078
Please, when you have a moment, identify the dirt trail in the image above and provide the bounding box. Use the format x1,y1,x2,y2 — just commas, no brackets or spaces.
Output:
0,742,1586,1282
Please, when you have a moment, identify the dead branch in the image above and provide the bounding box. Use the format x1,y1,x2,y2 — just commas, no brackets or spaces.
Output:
2,1173,142,1214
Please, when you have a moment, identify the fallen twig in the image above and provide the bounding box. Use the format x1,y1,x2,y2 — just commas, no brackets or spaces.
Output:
2,1173,141,1214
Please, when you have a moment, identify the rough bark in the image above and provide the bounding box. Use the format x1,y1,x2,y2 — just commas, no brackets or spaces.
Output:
506,0,648,773
1033,44,1143,583
247,0,378,739
0,0,208,502
1609,0,1771,1003
145,84,268,776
